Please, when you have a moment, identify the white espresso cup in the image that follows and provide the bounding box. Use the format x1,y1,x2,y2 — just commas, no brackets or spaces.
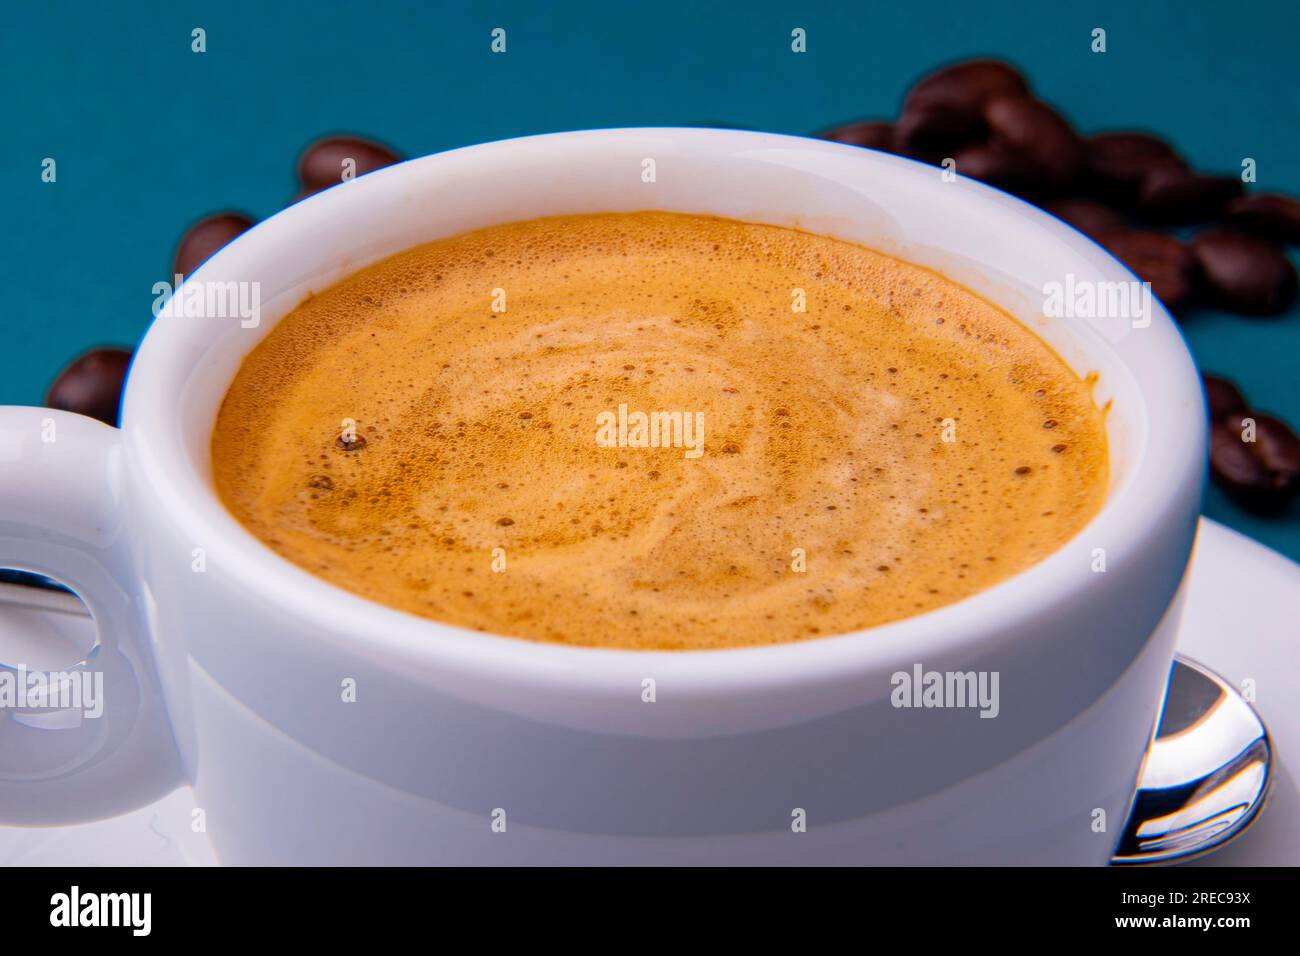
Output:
0,129,1205,864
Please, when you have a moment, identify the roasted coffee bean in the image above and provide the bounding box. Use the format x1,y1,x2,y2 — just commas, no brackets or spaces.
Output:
45,347,133,427
904,59,1028,115
1211,418,1268,489
895,103,985,162
1202,374,1248,421
1137,167,1243,224
298,135,401,192
1253,413,1300,475
173,212,255,278
1085,132,1185,201
982,94,1084,191
953,141,1039,194
818,120,898,152
1225,193,1300,245
1191,230,1298,315
1099,229,1197,314
1041,197,1126,239
1211,413,1300,512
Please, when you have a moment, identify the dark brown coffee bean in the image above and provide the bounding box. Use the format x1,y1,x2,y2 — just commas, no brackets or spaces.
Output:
1225,194,1300,245
1254,413,1300,475
1211,413,1300,512
818,121,898,153
982,95,1084,191
1085,132,1185,201
953,141,1040,194
904,59,1029,115
1211,418,1267,486
45,347,133,427
298,136,401,192
1137,167,1243,224
1041,198,1126,239
1191,230,1297,315
1202,374,1247,421
1098,229,1197,314
173,212,255,278
895,103,985,162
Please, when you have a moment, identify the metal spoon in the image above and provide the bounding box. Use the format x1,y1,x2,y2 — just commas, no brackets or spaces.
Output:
1112,654,1272,865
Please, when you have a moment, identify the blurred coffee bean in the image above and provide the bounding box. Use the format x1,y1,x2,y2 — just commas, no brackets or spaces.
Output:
1098,230,1196,314
1254,413,1300,475
1085,132,1185,201
982,95,1084,191
1041,197,1126,239
1202,373,1247,421
46,347,133,427
1211,413,1300,512
818,121,889,148
818,120,898,152
1137,167,1243,224
298,135,401,192
896,103,985,162
173,212,255,278
1225,194,1300,245
904,59,1028,115
1191,230,1298,315
953,141,1039,194
1211,418,1268,492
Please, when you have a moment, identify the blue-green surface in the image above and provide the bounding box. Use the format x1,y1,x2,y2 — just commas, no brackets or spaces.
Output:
3,1,1298,558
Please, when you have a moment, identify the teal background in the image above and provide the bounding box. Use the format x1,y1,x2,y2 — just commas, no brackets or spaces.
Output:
3,0,1298,558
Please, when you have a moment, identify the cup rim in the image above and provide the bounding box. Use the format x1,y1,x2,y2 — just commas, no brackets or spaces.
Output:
122,126,1206,699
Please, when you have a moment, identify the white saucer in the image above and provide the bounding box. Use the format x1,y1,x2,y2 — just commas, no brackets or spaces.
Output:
2,517,1296,867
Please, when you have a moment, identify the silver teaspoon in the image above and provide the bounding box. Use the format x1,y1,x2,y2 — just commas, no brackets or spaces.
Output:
1112,654,1272,865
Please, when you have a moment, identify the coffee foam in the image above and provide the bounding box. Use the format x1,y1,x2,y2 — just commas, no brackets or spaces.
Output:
212,212,1108,650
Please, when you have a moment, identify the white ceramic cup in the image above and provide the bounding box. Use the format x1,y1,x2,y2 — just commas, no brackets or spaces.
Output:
0,129,1206,864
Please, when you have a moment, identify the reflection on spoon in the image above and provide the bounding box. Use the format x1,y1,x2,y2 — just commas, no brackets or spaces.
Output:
1112,654,1271,865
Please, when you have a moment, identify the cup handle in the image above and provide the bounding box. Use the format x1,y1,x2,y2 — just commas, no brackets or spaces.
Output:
0,406,184,823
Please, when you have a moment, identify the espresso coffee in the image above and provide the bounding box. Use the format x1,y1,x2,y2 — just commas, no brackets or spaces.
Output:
212,212,1107,650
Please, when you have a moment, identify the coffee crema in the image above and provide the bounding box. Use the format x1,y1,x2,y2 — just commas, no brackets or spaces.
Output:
212,212,1107,650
